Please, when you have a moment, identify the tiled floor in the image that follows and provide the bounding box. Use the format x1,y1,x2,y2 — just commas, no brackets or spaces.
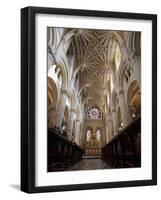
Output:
67,158,111,171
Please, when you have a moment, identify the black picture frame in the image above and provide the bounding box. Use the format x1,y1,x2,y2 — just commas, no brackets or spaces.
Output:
21,6,157,193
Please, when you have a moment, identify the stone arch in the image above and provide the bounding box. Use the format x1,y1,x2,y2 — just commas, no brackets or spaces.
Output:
95,127,102,142
56,57,68,90
130,56,141,89
116,32,141,92
116,56,141,97
48,77,58,109
52,28,62,54
117,60,129,92
112,31,128,58
85,127,93,141
131,32,141,56
62,29,76,53
111,90,117,111
127,80,141,118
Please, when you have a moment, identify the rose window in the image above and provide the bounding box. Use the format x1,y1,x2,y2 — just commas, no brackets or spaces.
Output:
88,106,101,119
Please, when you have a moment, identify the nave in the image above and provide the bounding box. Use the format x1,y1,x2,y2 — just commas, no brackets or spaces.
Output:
47,27,141,172
48,117,140,172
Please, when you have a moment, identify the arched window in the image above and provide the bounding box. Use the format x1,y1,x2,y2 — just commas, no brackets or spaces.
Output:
87,105,102,119
86,129,92,141
127,80,141,118
96,129,101,141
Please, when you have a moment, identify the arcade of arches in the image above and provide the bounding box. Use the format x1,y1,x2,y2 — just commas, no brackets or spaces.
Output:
47,28,141,171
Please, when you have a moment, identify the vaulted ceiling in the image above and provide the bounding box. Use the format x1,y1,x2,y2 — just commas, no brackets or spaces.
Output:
67,28,124,110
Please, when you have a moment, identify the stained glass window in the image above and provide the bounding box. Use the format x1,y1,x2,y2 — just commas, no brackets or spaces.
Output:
87,106,101,119
86,130,91,141
96,129,101,141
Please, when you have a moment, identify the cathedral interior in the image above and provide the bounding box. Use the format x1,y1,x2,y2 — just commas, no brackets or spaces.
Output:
47,27,141,172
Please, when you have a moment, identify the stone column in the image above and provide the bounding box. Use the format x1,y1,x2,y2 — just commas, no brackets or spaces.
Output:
107,118,113,141
105,127,109,143
112,108,117,136
104,115,109,143
68,109,76,140
48,104,57,128
117,90,132,127
79,123,83,148
75,119,80,145
54,90,67,128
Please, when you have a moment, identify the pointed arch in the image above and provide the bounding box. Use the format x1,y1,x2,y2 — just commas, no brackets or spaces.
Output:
127,80,141,118
47,77,58,108
56,57,68,90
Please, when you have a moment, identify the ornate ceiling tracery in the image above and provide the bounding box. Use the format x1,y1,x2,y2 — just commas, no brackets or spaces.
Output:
67,29,125,109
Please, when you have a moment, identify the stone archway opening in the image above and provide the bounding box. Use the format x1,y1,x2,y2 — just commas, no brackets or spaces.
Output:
127,80,141,119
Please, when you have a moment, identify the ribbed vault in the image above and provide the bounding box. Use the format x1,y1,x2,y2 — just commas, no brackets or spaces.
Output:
67,29,124,110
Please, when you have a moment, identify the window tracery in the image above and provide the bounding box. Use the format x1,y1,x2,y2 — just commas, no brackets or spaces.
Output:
87,106,102,119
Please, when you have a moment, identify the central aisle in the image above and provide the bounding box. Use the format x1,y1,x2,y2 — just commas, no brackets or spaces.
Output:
67,158,111,171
